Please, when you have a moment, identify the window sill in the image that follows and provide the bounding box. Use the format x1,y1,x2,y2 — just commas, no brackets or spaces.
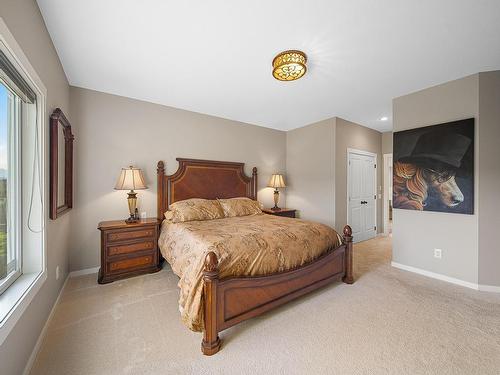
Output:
0,270,46,345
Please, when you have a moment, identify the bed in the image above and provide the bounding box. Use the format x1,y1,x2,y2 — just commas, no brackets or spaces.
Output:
157,158,354,355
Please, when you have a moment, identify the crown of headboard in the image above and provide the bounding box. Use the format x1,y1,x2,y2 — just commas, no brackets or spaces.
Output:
157,158,258,219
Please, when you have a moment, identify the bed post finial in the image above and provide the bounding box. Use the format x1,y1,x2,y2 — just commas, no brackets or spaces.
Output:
343,225,352,238
342,225,354,284
202,252,221,355
204,251,218,273
157,161,166,220
157,160,165,172
252,167,258,200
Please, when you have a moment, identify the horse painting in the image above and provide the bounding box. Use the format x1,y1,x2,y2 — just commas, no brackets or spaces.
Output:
393,119,474,215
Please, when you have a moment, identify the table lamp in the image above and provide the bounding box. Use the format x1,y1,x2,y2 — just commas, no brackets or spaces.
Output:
114,166,148,223
267,174,286,210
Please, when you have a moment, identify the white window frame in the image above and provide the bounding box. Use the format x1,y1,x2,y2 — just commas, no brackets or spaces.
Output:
0,17,47,346
0,87,22,295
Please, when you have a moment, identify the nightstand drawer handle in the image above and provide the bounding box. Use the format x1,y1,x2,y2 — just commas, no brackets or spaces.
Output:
108,229,155,242
108,241,155,256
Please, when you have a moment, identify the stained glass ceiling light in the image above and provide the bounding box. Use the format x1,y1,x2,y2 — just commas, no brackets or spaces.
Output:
272,50,307,81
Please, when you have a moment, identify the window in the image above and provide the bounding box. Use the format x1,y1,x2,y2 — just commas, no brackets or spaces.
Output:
0,82,22,295
0,18,47,344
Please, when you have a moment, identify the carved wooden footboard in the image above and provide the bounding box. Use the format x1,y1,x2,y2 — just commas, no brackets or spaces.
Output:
201,225,354,355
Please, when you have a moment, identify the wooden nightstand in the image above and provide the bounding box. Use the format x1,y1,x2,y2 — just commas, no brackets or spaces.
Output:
97,218,161,284
262,208,296,218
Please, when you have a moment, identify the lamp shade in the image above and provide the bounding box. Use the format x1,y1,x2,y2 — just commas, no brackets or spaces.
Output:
268,174,286,188
114,166,147,190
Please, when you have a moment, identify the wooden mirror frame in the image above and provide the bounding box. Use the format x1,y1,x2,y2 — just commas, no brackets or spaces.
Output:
49,108,74,219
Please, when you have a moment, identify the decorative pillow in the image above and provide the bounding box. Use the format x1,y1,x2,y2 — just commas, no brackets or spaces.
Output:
218,197,262,218
164,198,224,223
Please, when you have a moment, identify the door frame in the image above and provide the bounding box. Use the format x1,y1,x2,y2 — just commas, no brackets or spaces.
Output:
383,153,393,236
346,148,378,241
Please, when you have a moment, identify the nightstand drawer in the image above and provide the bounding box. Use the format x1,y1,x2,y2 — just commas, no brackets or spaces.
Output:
107,228,155,243
108,254,155,273
107,240,156,257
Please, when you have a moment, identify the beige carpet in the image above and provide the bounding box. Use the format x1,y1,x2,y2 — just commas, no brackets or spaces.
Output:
30,236,500,374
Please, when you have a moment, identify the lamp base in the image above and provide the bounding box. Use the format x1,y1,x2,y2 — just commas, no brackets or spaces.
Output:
125,191,139,223
125,215,139,224
272,189,281,211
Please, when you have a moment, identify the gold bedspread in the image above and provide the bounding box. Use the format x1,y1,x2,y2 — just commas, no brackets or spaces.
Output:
158,213,342,331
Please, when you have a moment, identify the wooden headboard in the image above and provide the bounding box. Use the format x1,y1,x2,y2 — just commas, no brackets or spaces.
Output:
157,158,258,219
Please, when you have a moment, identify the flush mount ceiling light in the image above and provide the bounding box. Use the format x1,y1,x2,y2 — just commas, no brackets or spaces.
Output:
380,116,389,121
272,50,307,81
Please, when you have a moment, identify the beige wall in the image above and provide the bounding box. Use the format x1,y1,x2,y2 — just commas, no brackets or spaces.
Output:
478,71,500,287
0,1,72,375
286,117,383,234
392,74,479,284
382,131,393,154
286,119,335,227
69,87,286,271
335,118,383,234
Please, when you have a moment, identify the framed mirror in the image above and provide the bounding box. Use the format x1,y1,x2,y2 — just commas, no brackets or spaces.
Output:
50,108,74,219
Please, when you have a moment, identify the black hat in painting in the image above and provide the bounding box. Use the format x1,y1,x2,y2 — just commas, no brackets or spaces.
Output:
400,130,471,170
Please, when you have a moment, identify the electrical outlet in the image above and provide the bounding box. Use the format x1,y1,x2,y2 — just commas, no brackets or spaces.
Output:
434,249,442,259
56,265,60,280
140,211,147,219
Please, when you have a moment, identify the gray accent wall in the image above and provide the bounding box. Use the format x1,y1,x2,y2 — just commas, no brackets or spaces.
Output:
0,1,72,374
382,131,393,154
392,74,480,284
335,118,383,234
478,71,500,288
286,117,383,234
286,119,336,228
69,87,287,271
393,71,500,288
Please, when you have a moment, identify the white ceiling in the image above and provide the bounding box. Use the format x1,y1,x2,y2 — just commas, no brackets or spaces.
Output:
37,0,500,132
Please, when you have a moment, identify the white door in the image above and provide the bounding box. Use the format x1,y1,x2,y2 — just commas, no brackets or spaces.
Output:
348,150,377,243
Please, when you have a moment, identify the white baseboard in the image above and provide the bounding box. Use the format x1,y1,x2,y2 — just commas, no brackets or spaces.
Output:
23,275,69,375
478,284,500,293
392,262,500,293
391,262,479,290
68,266,99,278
